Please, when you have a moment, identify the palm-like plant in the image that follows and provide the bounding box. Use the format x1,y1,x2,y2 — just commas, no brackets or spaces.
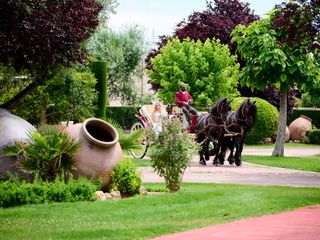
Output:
5,126,82,182
103,117,143,152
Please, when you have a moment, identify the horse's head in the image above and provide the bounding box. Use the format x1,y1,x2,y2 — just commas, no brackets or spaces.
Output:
240,99,257,129
210,97,232,122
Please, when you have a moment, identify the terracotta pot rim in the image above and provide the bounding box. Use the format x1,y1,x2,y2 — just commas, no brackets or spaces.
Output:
81,118,119,147
300,115,312,122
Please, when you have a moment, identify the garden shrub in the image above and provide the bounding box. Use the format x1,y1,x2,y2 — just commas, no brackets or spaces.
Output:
0,178,97,208
4,126,81,182
105,106,140,130
110,160,142,197
148,119,197,192
231,97,279,144
306,130,320,145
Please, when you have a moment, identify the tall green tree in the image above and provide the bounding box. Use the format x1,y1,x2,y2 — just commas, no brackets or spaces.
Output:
87,26,147,105
148,38,239,106
232,0,320,156
9,65,98,125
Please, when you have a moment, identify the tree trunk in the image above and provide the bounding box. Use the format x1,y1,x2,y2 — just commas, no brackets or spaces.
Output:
272,89,287,157
0,81,38,110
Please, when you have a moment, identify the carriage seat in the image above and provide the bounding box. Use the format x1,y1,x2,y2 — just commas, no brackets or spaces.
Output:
140,104,167,126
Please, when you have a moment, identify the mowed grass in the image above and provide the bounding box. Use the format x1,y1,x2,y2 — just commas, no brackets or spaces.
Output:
1,183,320,240
130,158,152,167
244,143,320,149
243,155,320,172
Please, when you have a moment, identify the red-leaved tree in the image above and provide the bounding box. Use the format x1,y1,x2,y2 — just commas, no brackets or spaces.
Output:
174,0,258,52
0,0,102,109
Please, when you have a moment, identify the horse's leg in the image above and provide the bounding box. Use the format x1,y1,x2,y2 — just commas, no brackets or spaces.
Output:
235,136,246,166
218,138,227,165
204,139,210,161
227,137,235,165
198,136,206,165
234,136,242,166
199,146,206,165
213,141,221,166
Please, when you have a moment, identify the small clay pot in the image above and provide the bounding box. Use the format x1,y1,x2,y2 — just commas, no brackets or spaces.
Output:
65,118,122,188
289,115,312,141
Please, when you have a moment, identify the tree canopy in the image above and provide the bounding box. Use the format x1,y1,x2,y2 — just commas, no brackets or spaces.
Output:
0,0,103,109
145,0,258,91
148,38,239,106
87,26,147,105
231,0,320,156
175,0,258,51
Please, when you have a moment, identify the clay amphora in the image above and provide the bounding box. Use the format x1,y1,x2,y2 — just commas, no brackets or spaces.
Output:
0,109,36,178
285,126,290,143
65,118,122,188
289,115,312,141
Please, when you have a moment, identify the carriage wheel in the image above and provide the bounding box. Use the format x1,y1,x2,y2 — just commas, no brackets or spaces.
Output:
130,122,148,159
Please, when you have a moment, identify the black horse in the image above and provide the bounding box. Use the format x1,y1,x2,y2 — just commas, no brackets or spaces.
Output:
195,97,232,165
218,99,257,166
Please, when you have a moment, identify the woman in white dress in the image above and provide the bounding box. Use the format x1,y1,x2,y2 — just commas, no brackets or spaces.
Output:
151,103,165,135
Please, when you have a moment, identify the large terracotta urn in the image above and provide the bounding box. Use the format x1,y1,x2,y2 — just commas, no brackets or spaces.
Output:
272,126,290,143
65,118,122,188
0,109,36,177
289,115,312,141
285,126,290,143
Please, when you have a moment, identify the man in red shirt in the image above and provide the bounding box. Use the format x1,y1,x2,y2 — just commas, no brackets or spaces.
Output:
175,82,198,124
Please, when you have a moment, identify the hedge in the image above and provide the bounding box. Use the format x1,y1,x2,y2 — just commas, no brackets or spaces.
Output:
306,130,320,145
301,93,320,108
288,108,320,128
106,106,140,130
231,97,279,144
0,178,98,208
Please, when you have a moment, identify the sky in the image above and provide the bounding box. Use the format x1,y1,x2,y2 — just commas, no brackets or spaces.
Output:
108,0,285,44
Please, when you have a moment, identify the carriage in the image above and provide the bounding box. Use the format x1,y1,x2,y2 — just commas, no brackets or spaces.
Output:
129,104,199,159
129,99,256,166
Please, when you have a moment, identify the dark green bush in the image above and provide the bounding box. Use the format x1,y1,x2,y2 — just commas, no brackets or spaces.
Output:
306,130,320,145
110,160,142,196
288,109,320,128
105,106,140,129
231,97,279,144
0,178,97,208
301,92,320,108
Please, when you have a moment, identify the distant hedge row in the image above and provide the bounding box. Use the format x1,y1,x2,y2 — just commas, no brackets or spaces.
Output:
106,106,140,130
287,108,320,128
106,106,320,131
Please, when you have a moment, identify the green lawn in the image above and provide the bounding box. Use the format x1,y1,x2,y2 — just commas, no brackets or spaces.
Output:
244,143,320,149
130,158,152,167
243,155,320,172
1,183,320,240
